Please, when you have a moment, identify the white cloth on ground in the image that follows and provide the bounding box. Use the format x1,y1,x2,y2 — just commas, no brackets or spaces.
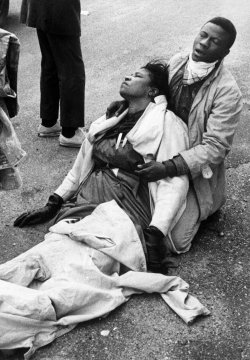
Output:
0,201,209,358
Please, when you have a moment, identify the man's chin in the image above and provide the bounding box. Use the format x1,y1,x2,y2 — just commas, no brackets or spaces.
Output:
191,51,217,63
191,51,204,62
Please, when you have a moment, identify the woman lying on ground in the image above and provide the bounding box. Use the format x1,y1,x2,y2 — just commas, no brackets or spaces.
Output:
0,62,211,356
14,61,189,274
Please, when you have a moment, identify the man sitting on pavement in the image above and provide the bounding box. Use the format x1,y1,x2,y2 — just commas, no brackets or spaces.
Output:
107,17,243,254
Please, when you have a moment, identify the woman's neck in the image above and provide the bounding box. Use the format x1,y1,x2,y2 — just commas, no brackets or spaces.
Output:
127,98,151,114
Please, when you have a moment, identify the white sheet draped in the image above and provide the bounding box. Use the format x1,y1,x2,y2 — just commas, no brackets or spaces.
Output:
0,201,209,359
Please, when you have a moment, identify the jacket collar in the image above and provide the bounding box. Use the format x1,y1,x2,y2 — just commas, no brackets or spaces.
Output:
182,55,224,116
186,55,224,117
175,53,224,82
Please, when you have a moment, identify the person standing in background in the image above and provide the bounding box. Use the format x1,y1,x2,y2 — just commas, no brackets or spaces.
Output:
20,0,86,148
0,29,26,190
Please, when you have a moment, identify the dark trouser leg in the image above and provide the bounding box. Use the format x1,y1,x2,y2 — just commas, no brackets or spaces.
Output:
37,29,59,125
143,226,168,274
46,33,85,128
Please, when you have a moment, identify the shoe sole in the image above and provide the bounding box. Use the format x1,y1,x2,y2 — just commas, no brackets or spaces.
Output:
38,132,61,138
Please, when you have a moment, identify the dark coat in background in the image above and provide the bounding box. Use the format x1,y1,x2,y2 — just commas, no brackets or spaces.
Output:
20,0,85,129
0,29,20,118
20,0,81,36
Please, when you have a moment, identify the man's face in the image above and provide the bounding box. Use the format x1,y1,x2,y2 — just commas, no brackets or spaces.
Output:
192,22,230,63
119,68,152,99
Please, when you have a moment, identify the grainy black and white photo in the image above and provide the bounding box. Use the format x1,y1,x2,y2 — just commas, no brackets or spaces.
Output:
0,1,249,359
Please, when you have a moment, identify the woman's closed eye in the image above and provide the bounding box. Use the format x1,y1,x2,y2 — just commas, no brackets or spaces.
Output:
131,72,143,78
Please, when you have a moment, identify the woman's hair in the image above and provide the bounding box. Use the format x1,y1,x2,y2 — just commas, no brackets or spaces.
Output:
142,60,169,99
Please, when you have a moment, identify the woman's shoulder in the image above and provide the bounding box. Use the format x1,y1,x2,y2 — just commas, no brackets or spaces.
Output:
165,109,188,134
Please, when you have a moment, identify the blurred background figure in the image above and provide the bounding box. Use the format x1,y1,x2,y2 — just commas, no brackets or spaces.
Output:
0,28,26,191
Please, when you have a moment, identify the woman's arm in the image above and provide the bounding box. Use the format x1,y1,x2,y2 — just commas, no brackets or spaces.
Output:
54,111,127,200
148,111,189,235
14,139,92,227
54,139,91,201
149,175,189,235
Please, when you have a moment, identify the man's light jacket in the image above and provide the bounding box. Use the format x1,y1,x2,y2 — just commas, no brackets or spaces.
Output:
168,53,243,220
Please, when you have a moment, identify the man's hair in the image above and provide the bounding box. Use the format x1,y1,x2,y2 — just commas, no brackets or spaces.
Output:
206,17,237,49
142,60,169,99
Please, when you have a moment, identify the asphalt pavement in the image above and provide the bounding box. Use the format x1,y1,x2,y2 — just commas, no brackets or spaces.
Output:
0,0,250,359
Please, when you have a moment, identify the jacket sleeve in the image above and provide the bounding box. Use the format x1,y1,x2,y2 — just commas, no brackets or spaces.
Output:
149,175,189,235
180,81,243,179
54,139,91,201
149,111,189,235
54,112,126,201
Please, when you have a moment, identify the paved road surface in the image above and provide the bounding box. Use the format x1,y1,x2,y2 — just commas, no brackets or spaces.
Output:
1,1,250,359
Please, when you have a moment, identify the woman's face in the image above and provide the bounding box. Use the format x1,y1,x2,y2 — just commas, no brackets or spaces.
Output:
119,68,152,99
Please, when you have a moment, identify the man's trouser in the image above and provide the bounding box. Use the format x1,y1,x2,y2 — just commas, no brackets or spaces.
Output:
37,29,85,128
167,185,200,254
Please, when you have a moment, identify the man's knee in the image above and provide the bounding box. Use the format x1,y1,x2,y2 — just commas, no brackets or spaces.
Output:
165,221,200,254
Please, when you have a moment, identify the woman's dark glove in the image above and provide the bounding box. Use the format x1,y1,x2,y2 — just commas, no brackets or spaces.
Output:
14,194,63,227
106,100,128,119
143,226,168,274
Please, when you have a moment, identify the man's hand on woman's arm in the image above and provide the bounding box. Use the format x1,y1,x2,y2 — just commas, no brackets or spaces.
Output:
135,159,177,182
135,155,189,182
14,193,63,227
106,100,128,119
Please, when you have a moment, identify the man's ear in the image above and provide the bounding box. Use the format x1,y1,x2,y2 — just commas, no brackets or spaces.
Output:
221,47,230,60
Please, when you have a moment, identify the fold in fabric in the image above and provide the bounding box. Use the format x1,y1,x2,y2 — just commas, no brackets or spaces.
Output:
0,201,209,358
0,29,25,190
0,99,26,190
